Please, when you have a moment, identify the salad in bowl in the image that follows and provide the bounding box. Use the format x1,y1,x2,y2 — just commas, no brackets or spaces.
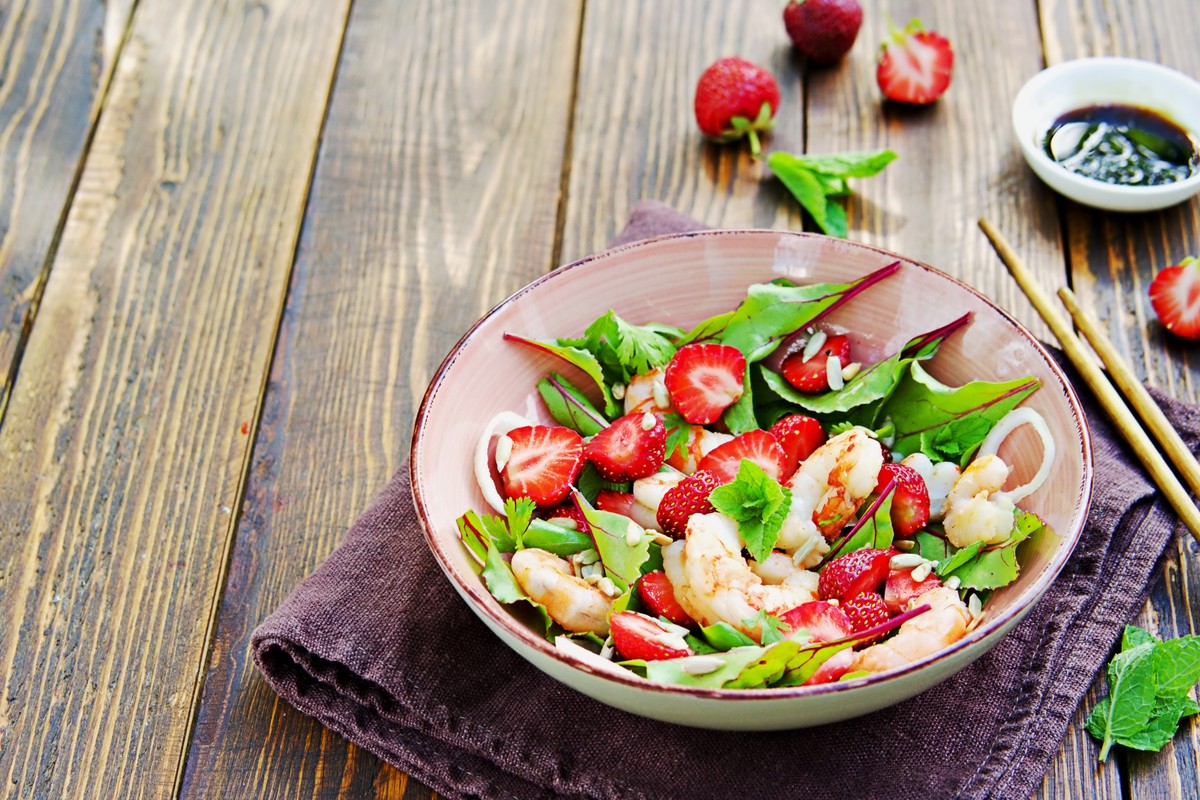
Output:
411,230,1092,729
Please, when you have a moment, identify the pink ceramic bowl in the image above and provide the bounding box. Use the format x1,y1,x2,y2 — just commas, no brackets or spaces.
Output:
411,230,1093,730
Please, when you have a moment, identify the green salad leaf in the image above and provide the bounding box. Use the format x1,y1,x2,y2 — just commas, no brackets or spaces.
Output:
537,373,608,435
767,149,897,237
1086,625,1200,761
709,460,792,563
560,310,681,384
504,333,617,417
521,519,593,556
575,493,651,592
911,509,1043,591
883,361,1040,465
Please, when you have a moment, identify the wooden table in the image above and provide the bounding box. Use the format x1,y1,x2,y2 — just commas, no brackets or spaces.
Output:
1,0,1197,797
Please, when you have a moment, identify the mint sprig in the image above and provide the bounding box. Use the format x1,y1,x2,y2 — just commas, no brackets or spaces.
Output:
1085,625,1200,761
767,149,897,237
709,459,792,563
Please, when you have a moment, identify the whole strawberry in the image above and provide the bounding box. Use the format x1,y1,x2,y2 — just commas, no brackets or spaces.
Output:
783,0,863,65
694,57,781,158
1149,256,1200,340
876,18,954,105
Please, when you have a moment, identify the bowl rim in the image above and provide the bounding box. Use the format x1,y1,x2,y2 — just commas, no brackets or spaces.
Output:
411,228,1095,701
1011,56,1200,203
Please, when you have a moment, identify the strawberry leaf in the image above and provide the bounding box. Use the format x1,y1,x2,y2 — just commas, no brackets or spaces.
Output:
709,459,792,563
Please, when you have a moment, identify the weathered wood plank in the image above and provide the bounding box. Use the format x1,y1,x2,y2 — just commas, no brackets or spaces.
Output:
559,0,804,261
0,0,350,796
0,0,136,416
1040,1,1200,797
179,1,583,797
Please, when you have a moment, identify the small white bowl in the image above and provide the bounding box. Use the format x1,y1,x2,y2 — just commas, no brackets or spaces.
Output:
1012,57,1200,212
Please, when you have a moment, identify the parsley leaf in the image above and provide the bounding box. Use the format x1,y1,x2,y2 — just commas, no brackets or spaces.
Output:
709,460,792,563
1086,625,1200,761
561,310,680,384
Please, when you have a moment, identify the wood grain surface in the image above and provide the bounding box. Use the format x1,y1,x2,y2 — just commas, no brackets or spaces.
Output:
0,0,350,795
0,0,136,416
1040,2,1200,798
179,2,583,797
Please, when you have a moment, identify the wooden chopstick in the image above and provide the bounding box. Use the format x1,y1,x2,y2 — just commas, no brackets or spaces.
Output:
978,217,1200,544
1057,286,1200,503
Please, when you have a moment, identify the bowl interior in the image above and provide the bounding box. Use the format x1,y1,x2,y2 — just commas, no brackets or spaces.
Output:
1012,57,1200,209
412,230,1092,699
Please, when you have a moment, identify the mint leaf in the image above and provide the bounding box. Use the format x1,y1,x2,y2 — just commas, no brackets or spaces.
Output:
537,373,608,435
768,157,833,234
709,460,792,563
780,149,899,179
767,149,896,238
883,361,1040,466
1087,627,1200,761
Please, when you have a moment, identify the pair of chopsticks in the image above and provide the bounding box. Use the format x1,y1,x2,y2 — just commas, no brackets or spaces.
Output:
979,218,1200,545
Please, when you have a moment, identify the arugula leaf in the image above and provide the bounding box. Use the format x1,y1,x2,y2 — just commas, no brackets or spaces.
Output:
560,310,680,384
767,149,897,237
537,373,608,435
678,263,900,362
504,333,617,416
883,361,1040,465
575,493,651,592
1086,625,1200,761
709,460,792,563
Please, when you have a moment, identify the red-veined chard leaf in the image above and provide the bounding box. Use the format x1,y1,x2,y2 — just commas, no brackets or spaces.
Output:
573,492,651,592
505,333,617,417
537,372,608,435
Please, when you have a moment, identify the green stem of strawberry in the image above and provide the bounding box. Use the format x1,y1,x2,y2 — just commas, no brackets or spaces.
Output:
747,129,763,160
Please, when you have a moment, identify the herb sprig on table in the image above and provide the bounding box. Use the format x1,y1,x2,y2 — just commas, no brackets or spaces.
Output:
767,148,897,237
1085,625,1200,761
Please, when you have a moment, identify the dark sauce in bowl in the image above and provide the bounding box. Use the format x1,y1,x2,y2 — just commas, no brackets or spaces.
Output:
1042,104,1199,187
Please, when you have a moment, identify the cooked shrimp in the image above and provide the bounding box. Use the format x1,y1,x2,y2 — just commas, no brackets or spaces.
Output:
661,513,818,642
850,587,971,674
665,425,734,474
943,453,1016,548
900,452,961,521
775,471,830,568
510,548,612,635
795,428,885,538
623,368,670,414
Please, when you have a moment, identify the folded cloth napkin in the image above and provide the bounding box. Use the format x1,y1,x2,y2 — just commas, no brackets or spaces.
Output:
253,201,1198,800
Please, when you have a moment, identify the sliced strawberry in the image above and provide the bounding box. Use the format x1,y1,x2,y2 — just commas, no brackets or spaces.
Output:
1149,256,1200,340
884,567,942,614
637,570,694,627
695,429,787,483
780,334,851,393
500,425,584,507
818,548,893,601
664,343,747,425
596,489,636,516
610,611,693,661
768,414,827,477
656,469,722,539
804,649,856,685
584,411,666,481
841,592,892,637
875,462,931,536
779,600,854,642
876,19,954,105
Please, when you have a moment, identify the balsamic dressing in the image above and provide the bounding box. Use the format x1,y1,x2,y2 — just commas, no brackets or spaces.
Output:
1042,103,1198,187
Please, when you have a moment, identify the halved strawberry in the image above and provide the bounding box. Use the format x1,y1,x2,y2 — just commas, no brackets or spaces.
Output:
780,334,851,393
875,462,930,537
543,501,588,530
818,547,893,601
768,414,827,477
1149,256,1200,340
664,343,747,425
876,19,954,105
884,566,942,614
841,591,892,637
500,425,584,507
805,649,856,685
695,429,787,483
596,489,659,531
779,600,854,642
584,411,666,481
656,469,722,539
637,570,694,627
610,611,693,661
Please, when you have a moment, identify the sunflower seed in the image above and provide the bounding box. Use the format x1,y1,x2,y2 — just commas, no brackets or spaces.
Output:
681,655,725,675
802,330,828,362
597,576,619,597
968,593,983,617
889,553,926,569
548,517,578,530
944,575,961,590
575,548,600,566
651,532,674,546
911,562,933,583
612,382,626,400
494,434,513,472
841,361,862,381
625,522,642,547
894,539,915,551
641,412,657,431
652,379,670,409
826,356,845,390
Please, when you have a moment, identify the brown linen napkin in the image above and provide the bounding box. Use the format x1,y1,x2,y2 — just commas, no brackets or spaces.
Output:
253,201,1198,800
